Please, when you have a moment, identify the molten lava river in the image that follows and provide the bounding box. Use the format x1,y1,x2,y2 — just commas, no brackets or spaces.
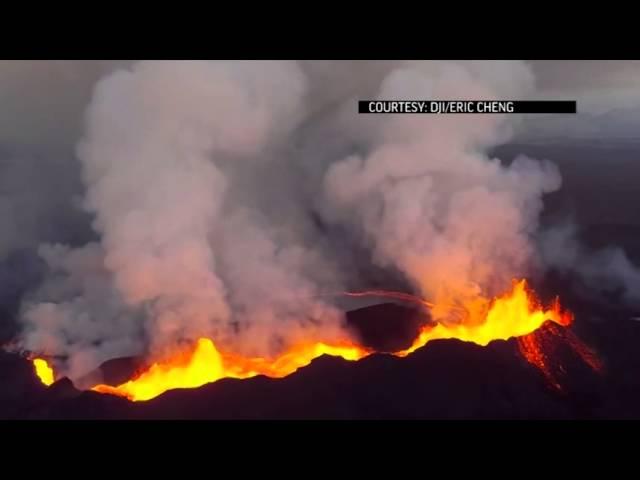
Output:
31,279,598,402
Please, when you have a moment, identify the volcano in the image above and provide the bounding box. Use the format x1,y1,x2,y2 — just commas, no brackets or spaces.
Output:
27,279,581,401
3,293,637,420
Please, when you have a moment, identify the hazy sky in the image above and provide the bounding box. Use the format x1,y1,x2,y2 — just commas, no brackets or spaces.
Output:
0,60,638,151
531,61,640,111
533,60,640,91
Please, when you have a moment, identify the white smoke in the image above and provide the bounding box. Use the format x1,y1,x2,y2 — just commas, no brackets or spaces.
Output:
322,61,562,321
19,242,144,379
213,208,346,355
20,60,345,377
17,60,605,380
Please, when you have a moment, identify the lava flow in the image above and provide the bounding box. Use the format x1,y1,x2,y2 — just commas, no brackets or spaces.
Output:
92,340,369,402
31,279,594,402
396,279,573,356
33,358,55,386
517,319,603,391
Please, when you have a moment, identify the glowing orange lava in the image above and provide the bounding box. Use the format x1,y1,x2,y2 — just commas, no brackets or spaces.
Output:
396,279,572,356
34,279,582,401
517,320,602,391
33,358,54,386
92,339,370,402
517,327,564,390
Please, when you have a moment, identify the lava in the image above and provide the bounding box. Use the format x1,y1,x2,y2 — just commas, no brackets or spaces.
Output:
32,278,590,401
517,321,603,391
396,279,572,356
517,327,564,390
92,339,370,402
33,358,54,386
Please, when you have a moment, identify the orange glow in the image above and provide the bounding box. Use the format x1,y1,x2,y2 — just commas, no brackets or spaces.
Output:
517,320,602,391
34,278,583,401
92,338,370,402
517,327,563,390
396,279,572,357
33,358,54,386
93,339,228,401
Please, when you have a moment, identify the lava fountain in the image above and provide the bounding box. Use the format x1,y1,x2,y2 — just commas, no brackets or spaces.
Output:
33,358,55,386
396,279,572,356
32,279,595,402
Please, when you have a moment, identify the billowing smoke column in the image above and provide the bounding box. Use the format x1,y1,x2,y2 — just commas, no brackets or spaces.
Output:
76,60,343,359
20,61,345,379
18,60,567,380
323,61,561,323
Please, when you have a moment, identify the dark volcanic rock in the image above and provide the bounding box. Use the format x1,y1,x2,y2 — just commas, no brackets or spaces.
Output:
3,301,640,419
346,302,428,352
0,351,48,419
16,334,596,420
76,355,145,389
26,389,134,420
123,335,581,420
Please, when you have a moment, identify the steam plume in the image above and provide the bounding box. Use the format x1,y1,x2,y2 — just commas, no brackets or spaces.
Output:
19,61,341,377
322,61,561,322
18,60,636,382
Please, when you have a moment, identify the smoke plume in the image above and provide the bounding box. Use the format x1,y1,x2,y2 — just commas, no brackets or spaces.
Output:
322,61,561,322
18,60,634,381
20,60,343,377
